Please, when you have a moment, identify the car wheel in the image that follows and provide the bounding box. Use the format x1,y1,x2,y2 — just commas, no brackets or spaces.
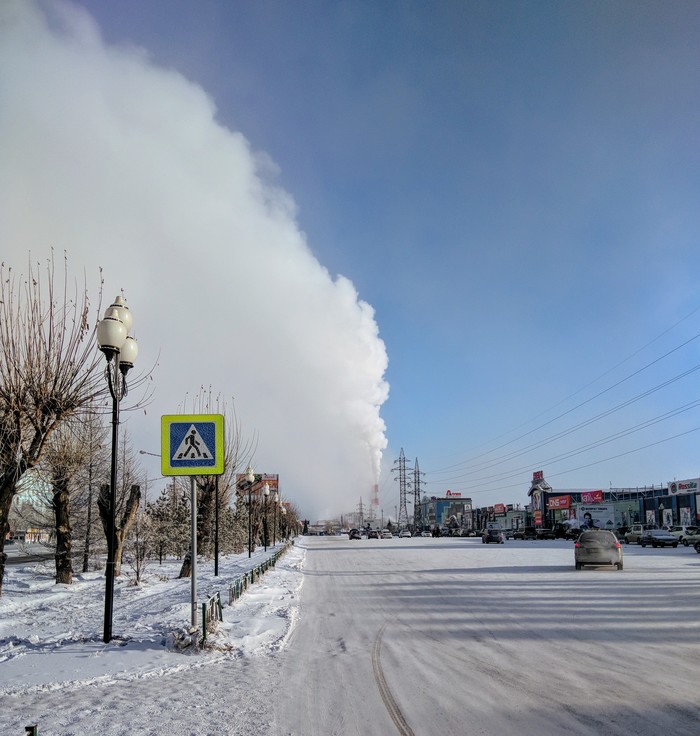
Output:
684,540,690,547
695,544,700,554
673,543,678,548
575,562,582,570
616,562,623,570
640,542,646,547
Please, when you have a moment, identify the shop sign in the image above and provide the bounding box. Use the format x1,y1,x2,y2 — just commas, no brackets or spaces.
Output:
668,478,699,495
533,470,544,482
547,495,571,510
494,503,505,515
445,490,461,498
581,490,603,504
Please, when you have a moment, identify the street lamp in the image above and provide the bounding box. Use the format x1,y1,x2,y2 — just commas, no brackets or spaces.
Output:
272,488,278,546
263,482,270,551
96,295,138,644
245,465,254,558
280,505,287,539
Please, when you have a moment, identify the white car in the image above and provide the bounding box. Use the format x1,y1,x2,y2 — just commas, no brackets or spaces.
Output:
398,529,411,538
669,525,697,544
380,529,393,539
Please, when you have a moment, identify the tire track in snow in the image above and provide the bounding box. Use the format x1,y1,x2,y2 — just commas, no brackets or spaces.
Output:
372,623,415,736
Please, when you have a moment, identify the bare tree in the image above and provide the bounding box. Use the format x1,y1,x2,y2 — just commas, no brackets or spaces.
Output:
96,428,144,577
0,255,106,595
40,414,100,584
98,483,141,577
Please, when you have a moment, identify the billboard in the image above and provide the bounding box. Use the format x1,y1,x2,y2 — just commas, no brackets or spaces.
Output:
577,505,615,530
547,495,571,510
668,478,699,495
581,490,604,504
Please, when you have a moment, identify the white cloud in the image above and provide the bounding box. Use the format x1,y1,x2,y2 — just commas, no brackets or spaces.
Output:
0,0,388,519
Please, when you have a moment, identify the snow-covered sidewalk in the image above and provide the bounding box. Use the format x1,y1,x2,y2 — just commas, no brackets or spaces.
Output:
0,541,305,697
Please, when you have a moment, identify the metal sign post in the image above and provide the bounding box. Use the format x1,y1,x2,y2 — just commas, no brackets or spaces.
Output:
190,476,197,627
161,414,225,631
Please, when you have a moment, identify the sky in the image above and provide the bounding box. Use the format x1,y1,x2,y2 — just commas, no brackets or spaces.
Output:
1,1,700,521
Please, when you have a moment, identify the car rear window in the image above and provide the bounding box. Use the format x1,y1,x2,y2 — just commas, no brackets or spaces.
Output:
579,531,616,543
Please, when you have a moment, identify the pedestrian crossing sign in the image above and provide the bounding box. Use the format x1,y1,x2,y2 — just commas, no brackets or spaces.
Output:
161,414,225,476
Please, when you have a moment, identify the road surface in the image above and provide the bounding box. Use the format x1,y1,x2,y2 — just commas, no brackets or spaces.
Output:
271,535,700,735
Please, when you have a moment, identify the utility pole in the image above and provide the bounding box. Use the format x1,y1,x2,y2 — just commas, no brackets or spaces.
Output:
392,449,410,530
413,458,425,532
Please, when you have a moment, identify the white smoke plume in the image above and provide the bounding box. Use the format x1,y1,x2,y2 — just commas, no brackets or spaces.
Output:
0,1,389,519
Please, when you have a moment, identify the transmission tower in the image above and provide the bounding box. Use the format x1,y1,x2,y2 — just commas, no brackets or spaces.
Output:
356,497,366,529
392,449,410,529
413,458,425,531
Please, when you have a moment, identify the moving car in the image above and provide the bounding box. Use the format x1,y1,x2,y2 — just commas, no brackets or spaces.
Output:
367,529,379,539
575,530,623,570
639,529,678,548
381,529,393,539
513,527,537,540
398,529,411,538
482,528,505,544
348,529,361,540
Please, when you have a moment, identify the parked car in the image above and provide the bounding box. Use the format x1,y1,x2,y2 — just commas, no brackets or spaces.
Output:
420,531,431,538
367,529,379,539
639,529,678,548
482,528,505,544
668,526,698,544
624,523,656,544
513,527,537,540
683,528,700,547
381,529,394,539
537,528,556,540
575,530,623,570
398,529,411,538
348,528,361,540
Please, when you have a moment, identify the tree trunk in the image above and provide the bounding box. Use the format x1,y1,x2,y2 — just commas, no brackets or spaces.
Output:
0,485,14,596
53,476,73,585
178,549,192,578
82,466,94,573
98,484,141,577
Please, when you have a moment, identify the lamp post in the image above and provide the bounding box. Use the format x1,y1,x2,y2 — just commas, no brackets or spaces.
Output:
272,489,278,546
246,465,254,558
263,482,270,551
280,505,287,540
96,295,138,644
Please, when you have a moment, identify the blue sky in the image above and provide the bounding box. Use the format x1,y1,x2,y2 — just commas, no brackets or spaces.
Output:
3,1,700,519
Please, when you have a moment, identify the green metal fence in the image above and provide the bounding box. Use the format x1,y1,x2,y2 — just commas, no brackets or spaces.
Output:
227,542,292,606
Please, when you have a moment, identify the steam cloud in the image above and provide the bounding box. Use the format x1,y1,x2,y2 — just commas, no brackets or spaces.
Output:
0,1,389,519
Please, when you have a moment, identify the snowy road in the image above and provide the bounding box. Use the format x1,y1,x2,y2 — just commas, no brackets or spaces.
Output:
273,536,700,736
3,536,700,735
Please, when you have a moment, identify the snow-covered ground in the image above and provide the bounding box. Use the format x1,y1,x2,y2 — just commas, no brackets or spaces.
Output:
1,540,305,735
3,536,700,735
